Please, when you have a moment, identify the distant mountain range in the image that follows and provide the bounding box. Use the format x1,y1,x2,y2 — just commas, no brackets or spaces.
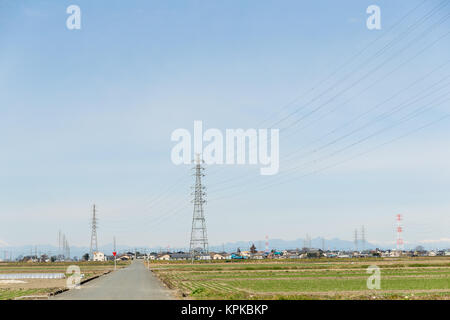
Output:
1,237,449,260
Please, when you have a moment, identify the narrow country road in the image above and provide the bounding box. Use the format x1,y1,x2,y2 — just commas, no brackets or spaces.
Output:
52,260,174,300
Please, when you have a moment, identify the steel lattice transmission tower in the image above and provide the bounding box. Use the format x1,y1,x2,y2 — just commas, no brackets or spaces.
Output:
189,154,209,260
396,214,404,251
89,204,98,259
361,225,366,251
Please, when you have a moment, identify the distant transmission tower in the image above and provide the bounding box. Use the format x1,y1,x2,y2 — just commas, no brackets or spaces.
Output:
361,225,366,251
90,204,98,259
396,214,404,251
265,235,269,253
189,154,209,261
66,238,70,259
58,230,62,255
61,234,66,258
354,229,358,251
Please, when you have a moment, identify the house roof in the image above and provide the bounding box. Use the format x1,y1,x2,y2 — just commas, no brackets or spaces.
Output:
170,253,190,259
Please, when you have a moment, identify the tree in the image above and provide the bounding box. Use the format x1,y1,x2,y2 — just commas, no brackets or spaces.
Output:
82,253,90,261
237,248,241,254
250,244,257,254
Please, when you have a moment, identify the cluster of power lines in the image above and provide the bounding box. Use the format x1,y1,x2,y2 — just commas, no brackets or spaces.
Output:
105,0,450,239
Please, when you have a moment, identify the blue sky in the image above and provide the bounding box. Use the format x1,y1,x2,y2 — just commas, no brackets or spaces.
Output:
0,0,449,250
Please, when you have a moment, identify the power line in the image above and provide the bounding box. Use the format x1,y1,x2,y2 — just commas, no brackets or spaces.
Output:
278,9,450,136
264,0,449,134
211,103,450,201
207,17,450,196
209,61,450,195
115,2,449,235
147,0,436,201
255,0,429,129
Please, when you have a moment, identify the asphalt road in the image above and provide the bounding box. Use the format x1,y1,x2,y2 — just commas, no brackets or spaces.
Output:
52,260,174,300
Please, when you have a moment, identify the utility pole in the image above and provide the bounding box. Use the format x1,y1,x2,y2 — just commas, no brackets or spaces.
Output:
113,236,116,271
90,204,98,260
189,154,209,263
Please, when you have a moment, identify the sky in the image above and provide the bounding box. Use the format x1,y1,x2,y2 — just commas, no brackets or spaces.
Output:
0,0,449,250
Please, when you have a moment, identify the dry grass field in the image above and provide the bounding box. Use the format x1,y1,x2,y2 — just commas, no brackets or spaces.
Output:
150,257,450,300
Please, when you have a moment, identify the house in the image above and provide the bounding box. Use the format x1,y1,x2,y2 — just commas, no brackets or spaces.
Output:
170,253,190,260
267,251,283,259
251,253,265,260
307,249,322,258
157,254,171,260
118,254,131,261
211,253,226,260
221,253,232,259
93,251,106,262
390,250,402,257
445,251,450,256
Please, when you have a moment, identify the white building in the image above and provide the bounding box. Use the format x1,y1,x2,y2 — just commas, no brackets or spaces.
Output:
93,251,106,262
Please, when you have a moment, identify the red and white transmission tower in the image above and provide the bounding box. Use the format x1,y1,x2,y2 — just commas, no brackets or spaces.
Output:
265,235,269,253
396,214,404,251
